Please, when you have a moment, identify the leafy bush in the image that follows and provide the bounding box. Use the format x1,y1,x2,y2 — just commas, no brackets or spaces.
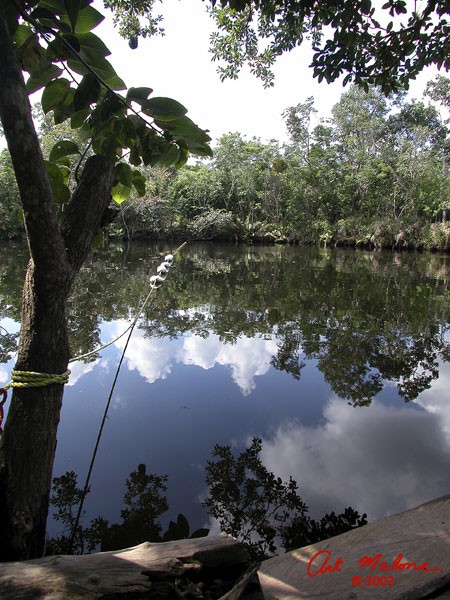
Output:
188,209,236,240
423,222,450,251
203,437,367,560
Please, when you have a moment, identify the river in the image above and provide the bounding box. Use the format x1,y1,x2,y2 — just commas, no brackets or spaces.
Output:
1,241,449,543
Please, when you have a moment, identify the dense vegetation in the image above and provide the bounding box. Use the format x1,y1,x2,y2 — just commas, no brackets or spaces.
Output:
1,0,449,563
2,81,450,250
47,438,366,560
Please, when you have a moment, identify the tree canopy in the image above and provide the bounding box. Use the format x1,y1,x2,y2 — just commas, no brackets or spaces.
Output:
104,0,450,91
1,0,450,563
207,0,450,91
0,0,213,561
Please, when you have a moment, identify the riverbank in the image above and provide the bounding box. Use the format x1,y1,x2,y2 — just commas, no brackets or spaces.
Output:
105,216,450,253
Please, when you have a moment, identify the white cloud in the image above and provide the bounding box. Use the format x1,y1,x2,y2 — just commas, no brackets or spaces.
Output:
108,321,280,395
67,358,100,386
414,361,450,441
260,396,450,521
182,333,279,395
0,364,8,384
111,320,178,384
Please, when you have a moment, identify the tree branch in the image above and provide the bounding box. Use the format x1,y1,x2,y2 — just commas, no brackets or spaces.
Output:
60,155,116,274
0,5,70,287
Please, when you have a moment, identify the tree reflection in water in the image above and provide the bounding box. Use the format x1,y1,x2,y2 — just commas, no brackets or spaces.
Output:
1,241,449,542
1,241,449,407
47,438,367,559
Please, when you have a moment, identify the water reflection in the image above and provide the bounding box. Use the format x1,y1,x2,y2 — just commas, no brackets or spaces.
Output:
261,375,450,520
1,241,449,532
108,321,279,395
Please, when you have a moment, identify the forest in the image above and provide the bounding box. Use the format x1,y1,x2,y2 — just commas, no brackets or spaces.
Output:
2,80,450,250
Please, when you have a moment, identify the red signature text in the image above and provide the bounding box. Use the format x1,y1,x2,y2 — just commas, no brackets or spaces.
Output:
358,553,443,574
307,550,344,577
307,550,443,578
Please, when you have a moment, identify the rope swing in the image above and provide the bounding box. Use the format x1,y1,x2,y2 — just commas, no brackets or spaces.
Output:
68,243,184,551
0,243,185,439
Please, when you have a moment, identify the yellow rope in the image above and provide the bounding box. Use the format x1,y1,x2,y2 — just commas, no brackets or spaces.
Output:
2,369,71,390
1,242,187,392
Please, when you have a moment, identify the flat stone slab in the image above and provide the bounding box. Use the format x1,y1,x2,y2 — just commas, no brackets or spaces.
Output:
259,495,450,599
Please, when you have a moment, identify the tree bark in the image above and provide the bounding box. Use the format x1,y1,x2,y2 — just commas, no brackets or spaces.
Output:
0,5,116,561
0,535,253,600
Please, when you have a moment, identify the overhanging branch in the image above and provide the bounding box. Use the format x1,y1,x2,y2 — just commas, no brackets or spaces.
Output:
0,5,69,285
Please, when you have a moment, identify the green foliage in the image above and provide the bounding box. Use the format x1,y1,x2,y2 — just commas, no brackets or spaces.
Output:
206,0,450,92
46,439,367,559
6,0,212,207
95,464,169,551
282,507,368,551
188,208,236,240
202,437,367,559
203,437,308,559
47,471,89,554
47,464,171,553
112,81,450,248
11,69,450,250
0,150,22,239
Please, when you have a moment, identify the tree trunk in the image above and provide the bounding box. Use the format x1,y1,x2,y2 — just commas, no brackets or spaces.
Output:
0,270,70,560
0,4,116,560
0,535,254,600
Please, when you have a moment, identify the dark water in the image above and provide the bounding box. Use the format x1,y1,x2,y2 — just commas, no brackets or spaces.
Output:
1,241,450,536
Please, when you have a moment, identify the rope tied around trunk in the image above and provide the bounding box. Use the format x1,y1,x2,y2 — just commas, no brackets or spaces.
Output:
0,243,185,439
0,370,70,434
3,370,71,389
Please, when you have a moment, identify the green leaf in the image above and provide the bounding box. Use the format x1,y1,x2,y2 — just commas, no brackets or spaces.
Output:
67,58,124,89
112,181,131,204
44,160,71,204
44,160,70,183
51,179,71,204
132,170,146,196
39,0,70,16
26,60,62,94
141,97,188,121
71,108,91,128
155,116,211,143
53,88,75,123
129,146,142,166
126,87,153,105
49,140,80,162
181,140,214,157
20,37,44,72
75,31,111,60
46,34,80,61
175,146,189,169
104,74,127,91
91,230,104,250
12,24,34,48
64,0,81,31
115,162,133,188
41,78,72,114
78,119,92,141
65,4,104,33
74,73,101,111
158,143,180,167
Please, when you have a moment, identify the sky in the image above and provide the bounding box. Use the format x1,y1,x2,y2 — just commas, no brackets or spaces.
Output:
0,0,444,152
94,0,443,147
